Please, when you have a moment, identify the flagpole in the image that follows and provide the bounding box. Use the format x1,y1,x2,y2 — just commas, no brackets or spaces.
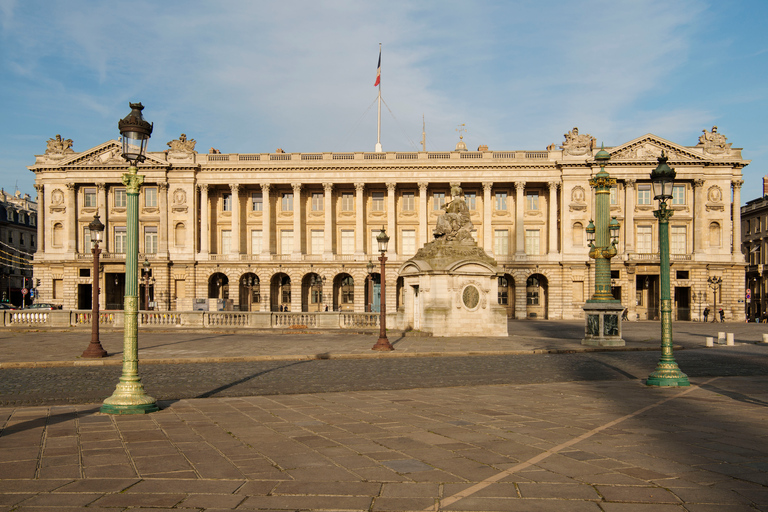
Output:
375,43,382,153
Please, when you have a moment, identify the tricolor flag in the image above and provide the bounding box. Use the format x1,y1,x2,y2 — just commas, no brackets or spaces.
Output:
374,49,381,87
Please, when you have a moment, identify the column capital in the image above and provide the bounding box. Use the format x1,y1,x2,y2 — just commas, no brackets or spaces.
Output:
515,182,526,191
96,182,106,191
322,182,334,193
66,183,76,191
291,183,302,193
260,183,271,194
158,182,168,191
386,182,397,193
548,181,559,190
34,183,43,193
482,181,493,192
230,183,240,194
732,179,744,189
449,181,461,189
625,179,636,189
417,182,428,192
198,183,209,193
355,182,365,193
693,179,705,188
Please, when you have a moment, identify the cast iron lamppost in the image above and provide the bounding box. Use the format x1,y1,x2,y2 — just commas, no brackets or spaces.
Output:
707,276,722,322
371,227,393,351
141,258,154,311
82,214,107,358
582,145,624,346
244,275,255,311
646,152,690,387
309,274,325,311
101,103,158,414
366,259,375,312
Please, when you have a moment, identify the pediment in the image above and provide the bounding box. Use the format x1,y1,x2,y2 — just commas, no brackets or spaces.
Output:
609,134,705,163
56,140,168,168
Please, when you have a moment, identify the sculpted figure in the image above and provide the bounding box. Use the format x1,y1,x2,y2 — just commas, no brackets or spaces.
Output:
561,127,596,156
433,185,473,243
167,133,197,153
698,126,732,155
45,134,74,155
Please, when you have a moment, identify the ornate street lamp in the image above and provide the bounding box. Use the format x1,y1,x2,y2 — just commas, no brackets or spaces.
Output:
371,227,393,351
141,258,154,311
366,259,374,312
82,214,107,358
646,152,690,387
707,276,722,323
101,102,158,414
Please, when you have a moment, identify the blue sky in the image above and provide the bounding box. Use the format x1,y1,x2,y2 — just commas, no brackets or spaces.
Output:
1,0,766,203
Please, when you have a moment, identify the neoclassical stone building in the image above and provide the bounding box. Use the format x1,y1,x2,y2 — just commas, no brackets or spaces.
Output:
29,127,749,321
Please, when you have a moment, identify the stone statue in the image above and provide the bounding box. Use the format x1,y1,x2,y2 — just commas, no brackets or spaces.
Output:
166,133,197,153
45,134,74,155
698,126,732,155
561,127,596,156
433,185,473,243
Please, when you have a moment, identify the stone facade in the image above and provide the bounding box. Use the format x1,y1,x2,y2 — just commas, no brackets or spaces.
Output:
28,129,749,320
0,189,37,306
741,179,768,321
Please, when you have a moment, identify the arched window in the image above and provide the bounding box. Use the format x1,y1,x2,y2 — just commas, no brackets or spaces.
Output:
341,276,354,305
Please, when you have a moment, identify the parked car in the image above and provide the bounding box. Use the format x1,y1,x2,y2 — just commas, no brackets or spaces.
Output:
27,303,58,310
0,303,17,310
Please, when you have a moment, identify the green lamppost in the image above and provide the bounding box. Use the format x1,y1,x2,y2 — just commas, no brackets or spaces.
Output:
582,145,625,346
101,103,159,414
646,151,690,387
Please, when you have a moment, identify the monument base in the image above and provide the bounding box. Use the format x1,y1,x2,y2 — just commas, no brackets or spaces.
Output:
582,301,626,346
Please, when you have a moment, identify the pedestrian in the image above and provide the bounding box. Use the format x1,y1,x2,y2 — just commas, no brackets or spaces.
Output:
703,307,709,322
621,308,628,321
719,308,725,322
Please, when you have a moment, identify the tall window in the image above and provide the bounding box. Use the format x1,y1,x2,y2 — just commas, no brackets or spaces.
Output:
282,193,293,212
464,191,476,210
311,192,323,211
670,226,686,254
144,226,158,254
526,276,540,305
495,191,507,211
114,188,126,208
221,230,231,254
371,230,382,254
526,192,539,211
311,230,324,254
251,230,262,254
525,229,540,255
280,230,293,254
637,225,653,253
341,276,354,305
84,187,97,208
251,192,263,211
341,192,354,212
340,229,354,254
84,226,92,249
610,186,618,205
402,192,415,212
672,185,685,205
494,229,509,255
372,192,384,211
433,192,446,211
637,185,651,205
144,187,157,208
498,276,509,305
222,192,232,212
114,226,127,253
401,230,416,255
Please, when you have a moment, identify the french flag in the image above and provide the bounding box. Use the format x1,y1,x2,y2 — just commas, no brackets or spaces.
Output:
374,49,381,87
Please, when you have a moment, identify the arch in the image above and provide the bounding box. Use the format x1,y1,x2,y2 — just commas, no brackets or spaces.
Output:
525,273,548,319
572,222,584,247
301,272,326,312
174,222,186,247
239,273,260,311
270,272,291,311
498,273,516,318
364,272,381,312
52,222,63,248
334,273,355,312
208,272,229,300
709,221,721,248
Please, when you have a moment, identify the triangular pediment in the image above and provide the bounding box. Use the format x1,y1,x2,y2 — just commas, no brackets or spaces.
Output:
57,140,168,168
609,134,705,162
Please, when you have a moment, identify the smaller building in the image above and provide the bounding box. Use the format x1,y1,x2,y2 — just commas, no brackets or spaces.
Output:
0,189,38,306
742,177,768,321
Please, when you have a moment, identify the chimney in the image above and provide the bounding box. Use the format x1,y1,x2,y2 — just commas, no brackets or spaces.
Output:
764,176,768,196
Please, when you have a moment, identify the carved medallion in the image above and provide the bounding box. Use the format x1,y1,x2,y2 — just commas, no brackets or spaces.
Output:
707,186,723,203
462,285,480,310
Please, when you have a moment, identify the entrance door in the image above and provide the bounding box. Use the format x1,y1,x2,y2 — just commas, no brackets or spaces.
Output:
675,287,691,321
372,283,381,313
78,284,92,310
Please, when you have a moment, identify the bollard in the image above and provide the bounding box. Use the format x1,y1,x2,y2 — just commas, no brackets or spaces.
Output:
763,333,768,344
705,337,714,347
718,332,726,344
726,333,735,346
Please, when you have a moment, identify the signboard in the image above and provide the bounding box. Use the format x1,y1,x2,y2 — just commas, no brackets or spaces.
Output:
21,288,28,296
746,289,752,300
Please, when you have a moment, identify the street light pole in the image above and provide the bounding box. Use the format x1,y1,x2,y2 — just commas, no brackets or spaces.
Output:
708,276,722,323
366,259,374,313
101,102,158,414
142,258,151,311
646,152,689,387
82,214,107,358
371,227,393,351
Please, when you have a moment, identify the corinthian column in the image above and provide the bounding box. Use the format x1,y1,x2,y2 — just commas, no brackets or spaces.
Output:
515,182,525,256
355,183,365,255
418,182,428,247
483,182,493,254
624,180,635,253
323,183,334,260
733,180,743,261
158,182,168,257
292,183,302,257
66,183,77,253
692,179,704,255
34,184,44,254
548,182,558,255
231,183,240,256
260,183,271,260
386,182,397,258
198,184,209,256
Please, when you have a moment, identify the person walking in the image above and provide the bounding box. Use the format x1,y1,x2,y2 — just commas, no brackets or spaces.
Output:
703,307,709,322
719,308,725,322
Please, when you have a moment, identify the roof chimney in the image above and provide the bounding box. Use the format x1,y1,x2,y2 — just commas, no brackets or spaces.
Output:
764,176,768,196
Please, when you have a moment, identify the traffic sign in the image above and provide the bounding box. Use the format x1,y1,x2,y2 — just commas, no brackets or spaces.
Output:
746,289,752,300
21,288,28,296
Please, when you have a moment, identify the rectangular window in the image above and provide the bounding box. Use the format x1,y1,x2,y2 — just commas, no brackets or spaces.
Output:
637,225,653,253
222,193,232,212
144,226,158,254
637,185,651,205
280,230,292,254
282,193,293,212
401,229,416,255
251,192,263,211
311,230,324,255
670,226,686,254
84,187,97,208
371,230,380,254
433,192,446,211
114,226,127,253
311,192,323,211
526,192,539,211
465,191,476,211
341,192,354,212
610,186,618,205
372,192,384,211
494,229,509,255
144,187,157,208
525,229,540,255
251,230,262,254
495,191,507,211
402,192,415,212
84,227,91,249
672,185,685,205
114,188,126,208
340,229,354,254
30,214,35,227
221,230,231,254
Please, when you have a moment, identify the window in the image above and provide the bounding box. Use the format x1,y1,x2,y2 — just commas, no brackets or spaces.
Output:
401,230,416,255
20,233,25,246
526,276,540,305
311,192,323,211
670,226,686,254
465,191,476,211
114,188,126,208
495,191,507,211
30,214,36,227
341,192,354,212
525,229,540,255
144,226,158,254
637,225,652,253
280,230,292,254
144,187,157,208
84,226,92,249
79,268,90,277
221,230,231,254
282,193,293,212
672,185,685,205
7,231,11,243
222,193,232,212
402,192,415,212
340,229,354,254
371,230,381,254
84,187,97,208
251,230,262,254
526,192,539,211
610,186,618,205
311,230,324,255
637,185,651,205
498,276,509,305
372,192,384,211
251,192,263,211
494,229,509,255
433,192,446,211
114,226,127,253
341,276,354,304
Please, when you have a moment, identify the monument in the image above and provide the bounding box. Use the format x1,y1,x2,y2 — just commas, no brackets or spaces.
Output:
397,185,508,336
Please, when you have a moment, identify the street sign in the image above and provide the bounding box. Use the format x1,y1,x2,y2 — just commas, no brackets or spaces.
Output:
21,288,28,296
746,289,752,300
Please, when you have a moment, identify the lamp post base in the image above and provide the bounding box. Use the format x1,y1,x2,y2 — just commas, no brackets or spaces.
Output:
100,402,159,415
646,362,690,387
372,336,394,351
81,343,108,358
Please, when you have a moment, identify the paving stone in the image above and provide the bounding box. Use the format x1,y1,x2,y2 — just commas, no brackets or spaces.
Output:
274,481,380,496
15,492,102,507
91,492,186,508
238,494,373,510
598,485,681,504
